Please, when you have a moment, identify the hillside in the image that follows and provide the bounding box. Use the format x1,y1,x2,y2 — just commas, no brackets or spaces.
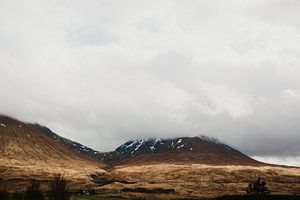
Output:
0,115,104,191
99,137,262,166
29,123,100,158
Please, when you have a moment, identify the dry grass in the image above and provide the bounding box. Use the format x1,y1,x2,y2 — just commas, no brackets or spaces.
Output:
97,164,300,199
0,117,105,191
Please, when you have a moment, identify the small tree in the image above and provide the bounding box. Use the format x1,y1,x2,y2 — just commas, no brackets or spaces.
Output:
48,174,70,200
24,179,44,200
247,177,270,195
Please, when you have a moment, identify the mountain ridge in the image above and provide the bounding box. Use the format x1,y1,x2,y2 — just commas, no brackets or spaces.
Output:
29,123,100,158
98,136,263,166
0,114,268,168
1,114,299,199
0,114,104,191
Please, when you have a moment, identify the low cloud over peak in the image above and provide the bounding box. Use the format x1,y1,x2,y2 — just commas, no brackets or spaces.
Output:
1,0,300,166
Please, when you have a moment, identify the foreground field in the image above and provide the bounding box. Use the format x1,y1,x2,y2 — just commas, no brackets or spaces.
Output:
96,164,300,199
2,163,299,199
71,196,126,200
70,195,300,200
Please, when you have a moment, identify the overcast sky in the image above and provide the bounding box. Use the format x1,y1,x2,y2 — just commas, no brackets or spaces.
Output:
1,0,300,166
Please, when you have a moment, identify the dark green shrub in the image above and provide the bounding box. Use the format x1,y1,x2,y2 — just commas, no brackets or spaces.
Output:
48,174,70,200
0,190,9,200
10,192,23,200
24,179,44,200
246,177,270,195
0,178,9,200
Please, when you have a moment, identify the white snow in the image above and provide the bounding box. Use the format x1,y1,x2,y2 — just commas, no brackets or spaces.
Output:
134,140,144,150
0,123,6,127
225,146,232,151
153,138,161,146
190,147,193,151
170,141,174,148
150,146,155,151
177,139,182,144
177,144,185,149
126,140,136,148
130,140,144,154
149,138,161,151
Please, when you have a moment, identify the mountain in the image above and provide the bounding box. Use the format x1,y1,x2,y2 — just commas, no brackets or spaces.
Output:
96,137,300,199
0,115,100,163
99,136,262,166
29,123,100,158
0,115,103,190
0,114,261,168
1,114,299,199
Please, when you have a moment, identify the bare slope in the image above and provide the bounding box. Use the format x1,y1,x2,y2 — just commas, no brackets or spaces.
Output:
0,115,104,190
29,123,100,158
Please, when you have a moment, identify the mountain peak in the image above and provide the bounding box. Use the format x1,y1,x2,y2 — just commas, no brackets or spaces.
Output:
100,136,261,166
116,136,223,156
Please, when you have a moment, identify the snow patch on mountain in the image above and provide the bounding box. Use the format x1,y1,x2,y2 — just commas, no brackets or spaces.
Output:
0,123,6,127
150,146,155,151
131,140,145,154
110,135,228,159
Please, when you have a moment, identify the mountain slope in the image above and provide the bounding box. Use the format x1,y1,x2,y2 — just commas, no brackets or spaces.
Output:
29,123,100,158
99,136,262,166
0,115,99,164
0,115,104,190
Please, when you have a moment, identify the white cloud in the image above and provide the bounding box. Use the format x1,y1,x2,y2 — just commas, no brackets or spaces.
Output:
0,0,300,165
252,156,300,167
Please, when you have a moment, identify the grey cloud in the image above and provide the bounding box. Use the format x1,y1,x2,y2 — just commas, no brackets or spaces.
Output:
0,0,300,166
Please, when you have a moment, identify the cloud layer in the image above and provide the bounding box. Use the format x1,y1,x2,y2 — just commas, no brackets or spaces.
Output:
1,0,300,165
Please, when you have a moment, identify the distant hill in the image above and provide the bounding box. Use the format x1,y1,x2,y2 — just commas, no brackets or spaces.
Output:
98,136,263,166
